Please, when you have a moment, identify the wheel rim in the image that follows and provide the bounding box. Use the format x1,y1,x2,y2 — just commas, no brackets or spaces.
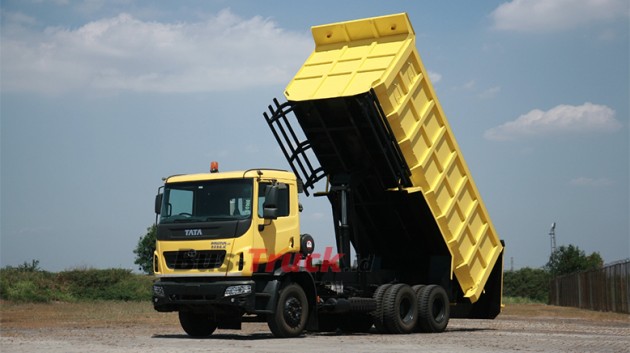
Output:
283,296,303,327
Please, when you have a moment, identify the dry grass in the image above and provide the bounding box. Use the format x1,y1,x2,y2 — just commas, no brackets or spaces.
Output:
500,302,629,325
0,300,177,330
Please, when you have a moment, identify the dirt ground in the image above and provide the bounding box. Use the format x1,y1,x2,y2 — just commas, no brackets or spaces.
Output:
1,300,628,353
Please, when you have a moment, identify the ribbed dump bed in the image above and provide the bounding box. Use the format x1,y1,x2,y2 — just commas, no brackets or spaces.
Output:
284,13,502,302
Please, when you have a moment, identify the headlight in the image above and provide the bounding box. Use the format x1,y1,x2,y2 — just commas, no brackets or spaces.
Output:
153,285,165,298
224,284,252,297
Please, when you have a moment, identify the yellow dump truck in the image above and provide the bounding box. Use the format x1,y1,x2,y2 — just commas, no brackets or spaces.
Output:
152,13,504,338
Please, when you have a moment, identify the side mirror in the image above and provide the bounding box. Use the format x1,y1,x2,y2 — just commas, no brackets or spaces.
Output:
262,185,279,220
154,194,163,215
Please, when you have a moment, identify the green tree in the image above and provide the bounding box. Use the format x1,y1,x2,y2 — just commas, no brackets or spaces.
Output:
133,224,157,274
15,259,41,272
585,252,604,270
545,244,603,276
503,267,551,302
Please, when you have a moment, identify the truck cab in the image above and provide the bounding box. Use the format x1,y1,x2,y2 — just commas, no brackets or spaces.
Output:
152,168,316,337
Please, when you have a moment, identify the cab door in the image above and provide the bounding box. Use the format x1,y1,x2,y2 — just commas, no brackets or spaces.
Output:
252,179,300,272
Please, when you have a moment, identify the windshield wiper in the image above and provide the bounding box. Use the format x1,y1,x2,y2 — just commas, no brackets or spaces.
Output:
172,217,204,223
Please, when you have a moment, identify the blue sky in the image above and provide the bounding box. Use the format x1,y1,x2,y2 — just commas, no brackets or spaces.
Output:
1,0,628,272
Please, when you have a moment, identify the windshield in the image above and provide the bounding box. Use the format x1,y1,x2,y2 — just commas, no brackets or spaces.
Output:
159,179,253,224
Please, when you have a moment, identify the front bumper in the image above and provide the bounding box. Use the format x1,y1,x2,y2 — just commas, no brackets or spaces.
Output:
152,279,256,313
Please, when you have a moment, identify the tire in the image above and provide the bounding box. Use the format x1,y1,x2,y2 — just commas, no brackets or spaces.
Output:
371,284,393,333
382,284,417,334
412,284,427,332
267,283,309,338
412,284,426,298
417,284,450,333
178,311,217,337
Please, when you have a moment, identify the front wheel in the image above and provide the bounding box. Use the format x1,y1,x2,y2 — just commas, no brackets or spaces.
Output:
178,311,217,337
267,283,309,338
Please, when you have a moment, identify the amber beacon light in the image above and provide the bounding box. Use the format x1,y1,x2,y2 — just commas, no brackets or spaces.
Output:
210,161,219,173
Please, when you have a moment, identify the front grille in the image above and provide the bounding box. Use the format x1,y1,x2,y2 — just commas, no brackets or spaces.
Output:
163,250,226,270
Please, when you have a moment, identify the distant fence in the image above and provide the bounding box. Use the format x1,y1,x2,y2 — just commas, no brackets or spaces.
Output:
549,260,630,314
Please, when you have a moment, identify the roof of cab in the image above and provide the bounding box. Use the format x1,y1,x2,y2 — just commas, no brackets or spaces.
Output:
164,169,295,183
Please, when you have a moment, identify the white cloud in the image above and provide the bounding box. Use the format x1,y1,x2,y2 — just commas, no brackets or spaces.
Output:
0,10,312,94
451,80,500,99
463,80,476,90
569,177,613,187
428,70,442,83
478,86,501,99
484,102,622,141
491,0,628,33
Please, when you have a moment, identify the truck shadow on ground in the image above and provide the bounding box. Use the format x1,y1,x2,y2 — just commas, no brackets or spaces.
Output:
312,327,495,336
152,333,294,340
152,327,493,340
443,327,495,333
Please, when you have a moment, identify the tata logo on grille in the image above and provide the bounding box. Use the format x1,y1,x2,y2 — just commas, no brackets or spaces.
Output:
185,250,197,258
184,229,203,236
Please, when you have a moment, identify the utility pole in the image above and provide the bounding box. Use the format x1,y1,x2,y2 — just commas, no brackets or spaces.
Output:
549,222,557,256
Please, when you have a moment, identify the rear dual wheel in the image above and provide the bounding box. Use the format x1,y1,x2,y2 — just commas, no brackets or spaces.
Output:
416,284,450,333
373,283,450,334
372,283,392,333
373,284,417,334
383,284,417,334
